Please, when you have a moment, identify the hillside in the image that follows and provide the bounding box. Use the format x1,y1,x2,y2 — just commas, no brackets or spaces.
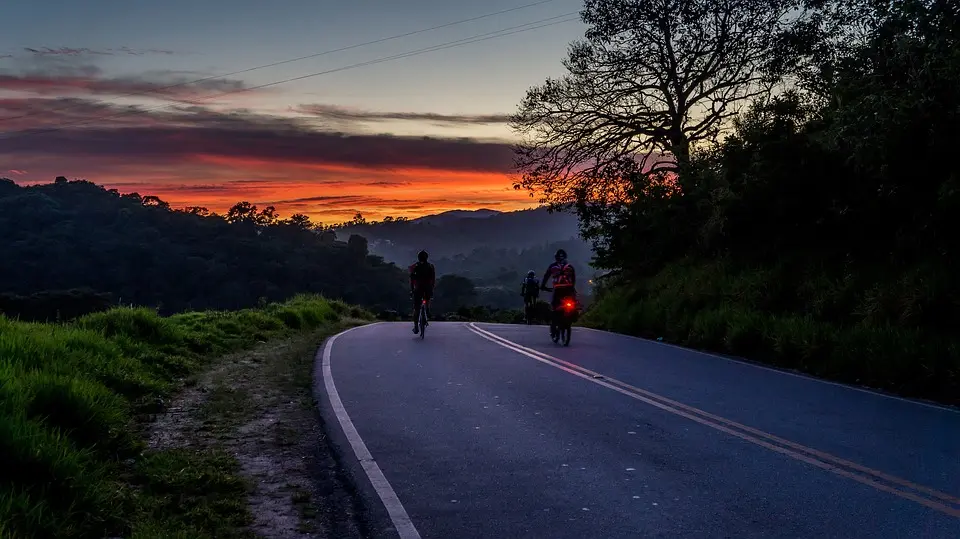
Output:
336,207,586,262
335,207,597,310
0,178,408,317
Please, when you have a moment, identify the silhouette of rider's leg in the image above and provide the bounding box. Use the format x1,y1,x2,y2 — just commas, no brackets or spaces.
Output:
412,289,424,333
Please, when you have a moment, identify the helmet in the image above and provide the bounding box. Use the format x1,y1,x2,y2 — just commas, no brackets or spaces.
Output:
555,249,567,261
527,270,536,277
417,250,428,262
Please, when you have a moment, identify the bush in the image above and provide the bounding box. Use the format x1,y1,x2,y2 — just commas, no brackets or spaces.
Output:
583,262,960,405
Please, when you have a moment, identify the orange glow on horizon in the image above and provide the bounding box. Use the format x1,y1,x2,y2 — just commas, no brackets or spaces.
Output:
52,154,541,223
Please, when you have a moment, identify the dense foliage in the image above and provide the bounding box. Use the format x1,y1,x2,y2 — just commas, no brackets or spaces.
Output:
0,178,408,316
517,0,960,403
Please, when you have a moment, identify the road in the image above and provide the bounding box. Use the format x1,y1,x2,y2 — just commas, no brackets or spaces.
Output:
313,322,960,539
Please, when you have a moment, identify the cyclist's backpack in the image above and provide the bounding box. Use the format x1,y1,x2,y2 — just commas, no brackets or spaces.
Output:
411,261,431,282
524,276,539,297
552,263,574,287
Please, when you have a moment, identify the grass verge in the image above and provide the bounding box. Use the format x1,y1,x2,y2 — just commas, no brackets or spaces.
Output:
0,294,370,538
582,261,960,406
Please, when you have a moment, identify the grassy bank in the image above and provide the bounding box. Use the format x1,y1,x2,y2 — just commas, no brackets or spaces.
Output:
582,260,959,406
0,295,370,538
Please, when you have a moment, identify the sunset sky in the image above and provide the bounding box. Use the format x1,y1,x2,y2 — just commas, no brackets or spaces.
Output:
0,0,585,223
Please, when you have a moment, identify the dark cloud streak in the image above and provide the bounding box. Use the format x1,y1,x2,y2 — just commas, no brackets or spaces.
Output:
295,104,511,126
20,47,179,57
0,98,516,174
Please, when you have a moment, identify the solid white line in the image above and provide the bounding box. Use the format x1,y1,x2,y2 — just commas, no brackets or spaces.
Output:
496,322,958,415
321,323,423,539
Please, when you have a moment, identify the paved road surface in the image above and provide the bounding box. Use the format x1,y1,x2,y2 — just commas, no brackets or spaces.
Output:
313,322,960,539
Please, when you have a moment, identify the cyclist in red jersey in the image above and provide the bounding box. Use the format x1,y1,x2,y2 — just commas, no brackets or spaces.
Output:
409,250,436,334
540,248,577,309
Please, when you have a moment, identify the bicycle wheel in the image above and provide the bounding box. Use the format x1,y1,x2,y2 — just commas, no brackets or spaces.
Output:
562,327,571,346
419,307,427,339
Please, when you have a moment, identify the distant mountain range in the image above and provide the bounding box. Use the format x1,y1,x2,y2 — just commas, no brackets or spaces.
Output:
336,207,587,263
335,207,597,309
410,208,501,226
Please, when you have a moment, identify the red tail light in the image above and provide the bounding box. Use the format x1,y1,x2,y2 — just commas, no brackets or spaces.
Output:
562,300,575,311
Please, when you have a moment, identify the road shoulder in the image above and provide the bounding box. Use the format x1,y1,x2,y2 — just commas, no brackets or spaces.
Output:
147,321,369,538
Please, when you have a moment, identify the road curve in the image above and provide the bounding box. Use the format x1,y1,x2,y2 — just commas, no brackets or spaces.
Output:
313,322,960,539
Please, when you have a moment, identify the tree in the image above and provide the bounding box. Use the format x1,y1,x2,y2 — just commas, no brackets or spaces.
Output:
141,195,170,209
256,205,279,226
347,234,369,260
347,212,367,226
512,0,796,207
434,274,478,314
226,201,258,224
182,206,211,216
286,213,312,229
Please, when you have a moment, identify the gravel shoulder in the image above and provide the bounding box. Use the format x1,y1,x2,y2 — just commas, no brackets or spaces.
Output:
147,321,369,539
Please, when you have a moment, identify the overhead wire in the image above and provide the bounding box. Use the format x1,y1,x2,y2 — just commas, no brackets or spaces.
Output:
0,0,564,125
0,12,580,141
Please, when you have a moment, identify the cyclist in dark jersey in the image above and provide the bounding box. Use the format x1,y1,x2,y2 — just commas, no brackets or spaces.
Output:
409,250,436,334
521,270,540,324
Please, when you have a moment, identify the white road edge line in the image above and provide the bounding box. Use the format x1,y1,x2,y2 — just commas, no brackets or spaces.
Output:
321,323,422,539
476,321,958,414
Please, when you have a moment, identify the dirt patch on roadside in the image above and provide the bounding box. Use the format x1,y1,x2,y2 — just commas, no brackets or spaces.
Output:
148,323,368,538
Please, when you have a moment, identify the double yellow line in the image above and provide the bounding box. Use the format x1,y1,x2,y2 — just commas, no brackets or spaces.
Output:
466,323,960,518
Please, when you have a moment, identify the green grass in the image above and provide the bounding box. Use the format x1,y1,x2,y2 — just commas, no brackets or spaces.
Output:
582,260,960,405
0,294,371,538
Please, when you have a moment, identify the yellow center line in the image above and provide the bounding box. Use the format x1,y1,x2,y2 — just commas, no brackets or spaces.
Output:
467,323,960,519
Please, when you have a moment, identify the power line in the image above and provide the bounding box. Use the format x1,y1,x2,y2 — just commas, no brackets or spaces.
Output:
0,0,563,125
1,13,580,141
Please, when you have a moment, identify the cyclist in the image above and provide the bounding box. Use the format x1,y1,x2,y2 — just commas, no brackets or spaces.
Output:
540,249,577,331
409,250,436,334
520,270,540,323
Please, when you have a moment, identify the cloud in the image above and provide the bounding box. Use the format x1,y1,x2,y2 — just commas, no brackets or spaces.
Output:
0,71,255,104
1,95,531,222
0,53,257,105
262,195,366,205
1,99,516,174
294,104,511,126
20,47,180,57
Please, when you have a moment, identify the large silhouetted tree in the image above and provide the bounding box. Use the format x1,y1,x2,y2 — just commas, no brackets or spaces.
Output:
512,0,796,207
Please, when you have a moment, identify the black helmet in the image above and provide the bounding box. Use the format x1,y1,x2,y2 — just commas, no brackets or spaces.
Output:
417,250,428,262
527,270,536,277
555,249,567,261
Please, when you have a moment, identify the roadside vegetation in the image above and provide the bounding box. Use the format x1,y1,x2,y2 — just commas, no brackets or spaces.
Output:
514,0,960,405
0,295,370,538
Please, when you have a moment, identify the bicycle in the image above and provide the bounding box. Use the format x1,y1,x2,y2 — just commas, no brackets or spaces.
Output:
523,298,538,325
542,286,577,346
418,298,429,340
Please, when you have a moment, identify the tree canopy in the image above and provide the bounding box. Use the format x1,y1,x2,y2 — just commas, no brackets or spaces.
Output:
518,0,960,332
512,0,797,207
0,179,409,317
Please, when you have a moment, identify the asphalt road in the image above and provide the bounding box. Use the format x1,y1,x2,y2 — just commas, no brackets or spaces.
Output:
314,322,960,539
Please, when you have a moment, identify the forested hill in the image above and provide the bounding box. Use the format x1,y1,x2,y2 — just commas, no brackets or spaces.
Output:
335,207,586,262
0,177,408,316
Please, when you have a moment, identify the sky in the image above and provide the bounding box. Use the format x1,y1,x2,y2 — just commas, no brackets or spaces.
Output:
0,0,586,223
